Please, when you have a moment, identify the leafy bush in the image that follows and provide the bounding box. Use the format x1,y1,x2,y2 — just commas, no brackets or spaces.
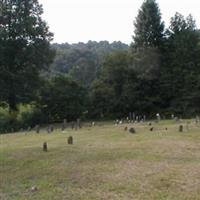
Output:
0,104,45,134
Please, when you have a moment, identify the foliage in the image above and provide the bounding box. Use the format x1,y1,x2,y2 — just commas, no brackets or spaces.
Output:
39,75,87,122
50,41,129,87
0,0,55,112
0,104,44,133
160,13,200,115
132,0,164,48
1,0,200,131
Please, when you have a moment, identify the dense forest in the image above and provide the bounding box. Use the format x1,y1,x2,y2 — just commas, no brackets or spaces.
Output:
0,0,200,133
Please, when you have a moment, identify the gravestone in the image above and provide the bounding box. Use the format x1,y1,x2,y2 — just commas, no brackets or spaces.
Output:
124,126,128,131
71,121,75,129
30,186,38,192
68,136,73,144
77,118,81,129
43,142,48,151
35,125,40,133
179,125,183,132
150,127,154,131
129,127,136,134
47,125,51,133
50,125,54,132
61,119,67,131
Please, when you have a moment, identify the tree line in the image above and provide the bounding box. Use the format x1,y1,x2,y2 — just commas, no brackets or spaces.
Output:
0,0,200,132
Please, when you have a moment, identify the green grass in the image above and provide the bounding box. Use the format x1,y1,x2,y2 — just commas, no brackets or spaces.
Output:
1,120,200,200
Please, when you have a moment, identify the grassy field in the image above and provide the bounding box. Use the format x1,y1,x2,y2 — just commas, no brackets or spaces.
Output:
1,120,200,200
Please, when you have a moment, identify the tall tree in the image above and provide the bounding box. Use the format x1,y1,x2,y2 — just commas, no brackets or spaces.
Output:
161,13,200,115
0,0,55,112
130,0,164,115
132,0,164,49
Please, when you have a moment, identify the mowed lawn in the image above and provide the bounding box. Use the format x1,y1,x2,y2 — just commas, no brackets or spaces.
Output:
1,121,200,200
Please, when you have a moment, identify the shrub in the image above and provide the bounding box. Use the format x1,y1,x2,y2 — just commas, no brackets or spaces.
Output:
0,103,45,134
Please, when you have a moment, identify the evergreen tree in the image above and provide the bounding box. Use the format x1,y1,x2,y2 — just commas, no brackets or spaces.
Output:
132,0,164,49
161,13,200,115
130,0,165,115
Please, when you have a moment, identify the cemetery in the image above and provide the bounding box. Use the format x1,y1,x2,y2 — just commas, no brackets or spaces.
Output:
1,0,200,199
1,118,200,199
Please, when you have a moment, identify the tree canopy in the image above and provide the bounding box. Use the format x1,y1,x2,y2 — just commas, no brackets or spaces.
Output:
0,0,55,112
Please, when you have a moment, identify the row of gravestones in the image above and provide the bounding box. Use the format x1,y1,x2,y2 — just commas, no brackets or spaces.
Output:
43,136,73,152
34,119,82,134
123,124,188,134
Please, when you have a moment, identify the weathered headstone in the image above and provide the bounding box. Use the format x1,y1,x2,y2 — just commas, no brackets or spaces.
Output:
150,127,154,131
179,125,183,132
156,113,161,122
47,125,51,133
71,121,75,129
30,186,38,192
77,118,81,128
62,119,67,131
132,112,135,121
50,125,54,132
35,125,40,133
195,116,200,124
43,142,48,151
68,136,73,144
124,126,128,131
129,127,136,134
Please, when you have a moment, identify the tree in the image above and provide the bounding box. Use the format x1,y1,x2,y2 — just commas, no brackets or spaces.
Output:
161,13,200,115
0,0,55,112
132,0,164,49
90,50,131,117
39,75,86,122
129,0,164,115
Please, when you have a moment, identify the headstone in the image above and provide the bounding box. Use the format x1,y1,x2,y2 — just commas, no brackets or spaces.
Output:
179,125,183,132
132,112,135,121
115,119,119,125
124,126,128,131
150,127,154,131
47,125,51,133
71,121,75,129
129,112,132,121
129,127,136,134
156,113,161,121
50,125,54,132
35,125,40,133
195,116,200,124
143,115,146,122
30,186,38,192
61,119,67,131
43,142,48,151
77,118,81,128
68,136,73,144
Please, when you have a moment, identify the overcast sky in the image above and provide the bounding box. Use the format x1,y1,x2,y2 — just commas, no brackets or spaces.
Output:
39,0,200,44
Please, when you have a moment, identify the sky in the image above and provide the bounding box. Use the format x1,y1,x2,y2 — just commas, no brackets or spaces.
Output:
39,0,200,44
